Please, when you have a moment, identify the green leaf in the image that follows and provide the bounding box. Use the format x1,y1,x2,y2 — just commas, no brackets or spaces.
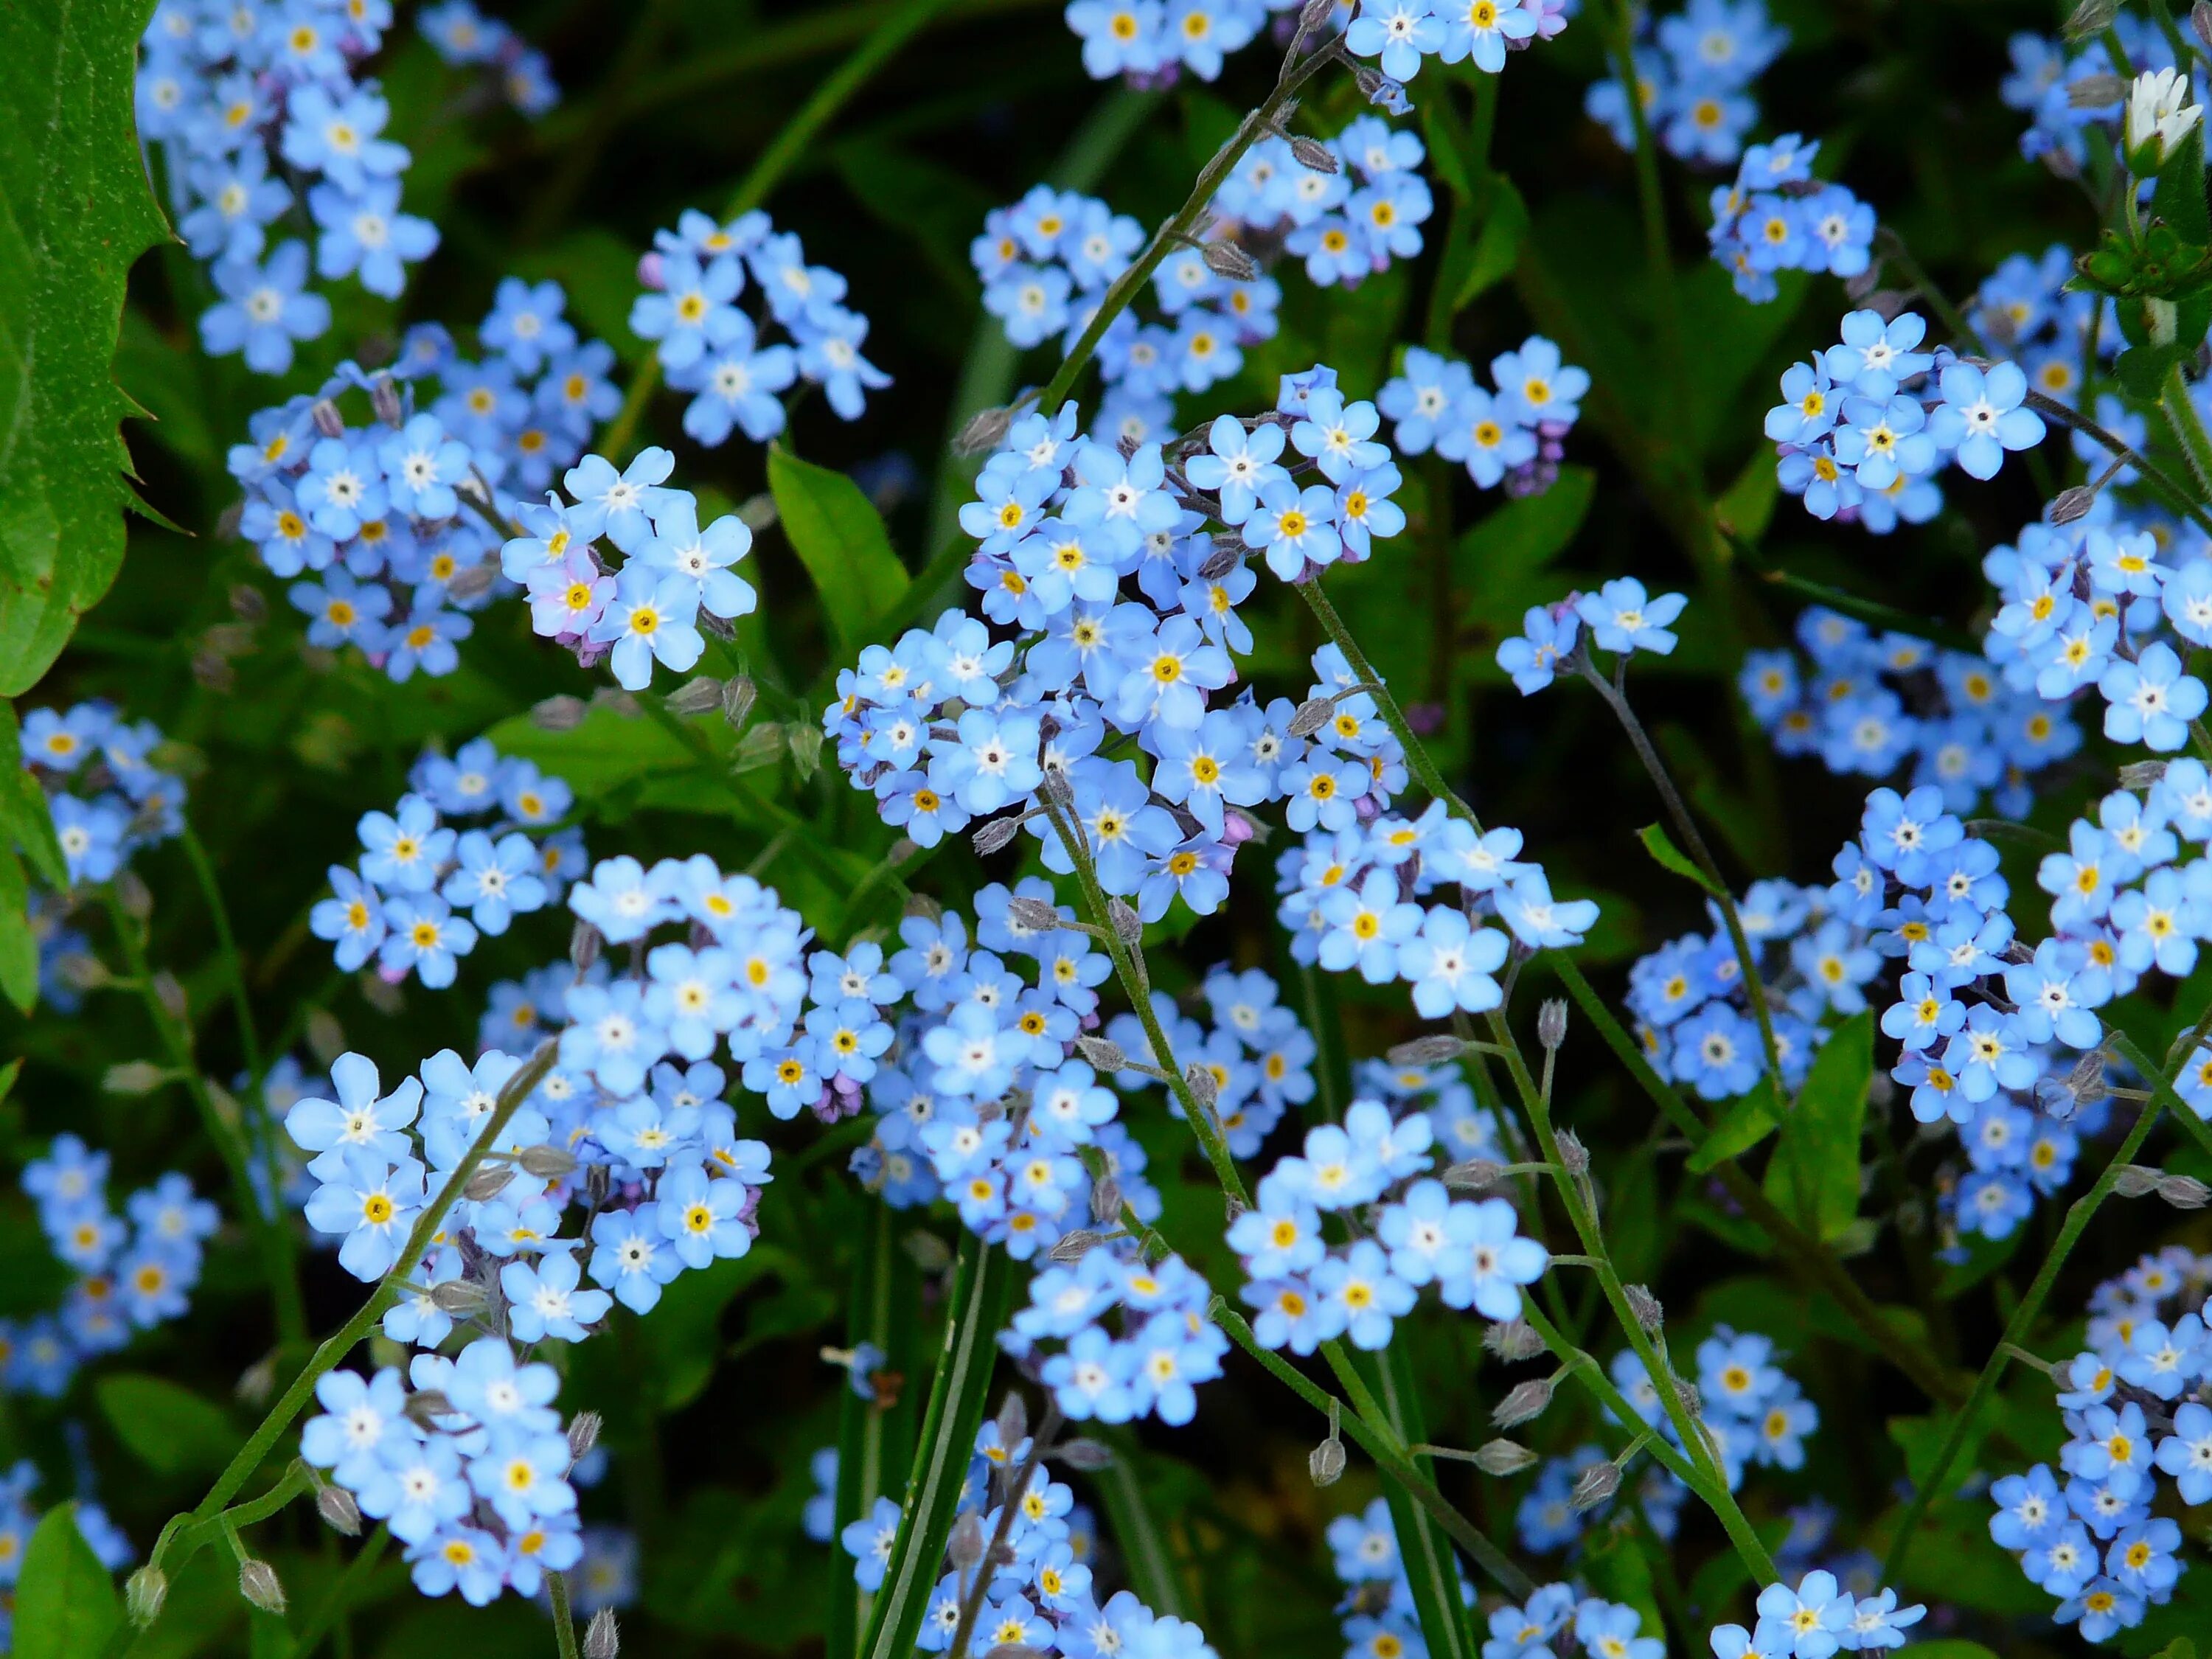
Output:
1455,465,1595,580
1453,178,1529,314
1896,1644,2001,1659
1366,1343,1479,1659
2154,125,2211,248
3,703,67,888
13,1504,122,1659
856,1234,1012,1659
0,0,172,697
0,845,33,1012
768,445,911,659
1778,1010,1873,1240
1686,1076,1781,1173
94,1371,240,1477
829,1207,920,1659
1636,822,1722,897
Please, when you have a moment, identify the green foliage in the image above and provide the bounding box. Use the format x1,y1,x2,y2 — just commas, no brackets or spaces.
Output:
14,1505,122,1659
768,445,911,658
94,1371,241,1478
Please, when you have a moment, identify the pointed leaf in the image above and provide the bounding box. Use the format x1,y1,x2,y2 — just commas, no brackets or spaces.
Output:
13,1504,122,1659
1776,1011,1874,1241
769,445,911,658
1637,822,1723,898
1686,1076,1781,1173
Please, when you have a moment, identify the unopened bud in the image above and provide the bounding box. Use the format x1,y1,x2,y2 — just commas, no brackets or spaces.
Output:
1200,239,1258,282
2067,1048,2110,1107
368,376,403,426
1843,263,1882,302
1198,535,1245,580
1056,1438,1113,1470
310,399,345,439
1442,1159,1507,1191
1388,1034,1466,1066
150,971,188,1021
1090,1177,1122,1224
404,1388,455,1427
905,891,944,925
1297,0,1335,34
230,583,268,622
115,869,153,920
53,953,110,992
955,404,1019,456
2197,0,2212,52
306,1006,347,1065
2120,759,2169,789
236,1352,277,1405
448,559,498,601
2063,0,2121,39
103,1061,169,1096
1107,898,1143,945
1537,999,1569,1052
1183,1062,1220,1109
1007,896,1063,933
2048,486,2098,525
464,1164,516,1203
1571,1460,1623,1511
584,1608,622,1659
974,815,1027,856
667,675,725,715
1555,1130,1590,1175
949,1512,986,1571
1309,1433,1346,1486
568,1411,603,1461
570,919,602,974
1288,696,1336,737
2159,1172,2211,1208
720,675,757,730
1474,1439,1537,1476
1049,1228,1105,1263
238,1558,287,1614
532,694,588,732
1624,1284,1665,1334
986,1648,1047,1659
316,1483,363,1535
2067,72,2127,109
995,1390,1029,1451
431,1279,489,1314
517,1144,580,1180
903,1229,953,1273
1484,1319,1545,1362
125,1565,169,1625
1492,1377,1554,1427
1289,134,1340,174
1077,1036,1127,1072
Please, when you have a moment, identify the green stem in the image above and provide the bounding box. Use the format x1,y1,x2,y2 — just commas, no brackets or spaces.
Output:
1605,0,1684,396
600,0,970,456
180,827,263,1082
550,1571,582,1659
2162,360,2212,503
104,891,306,1349
1879,1091,2165,1585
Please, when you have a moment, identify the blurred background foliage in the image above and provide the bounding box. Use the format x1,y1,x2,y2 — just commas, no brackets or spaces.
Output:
7,0,2188,1654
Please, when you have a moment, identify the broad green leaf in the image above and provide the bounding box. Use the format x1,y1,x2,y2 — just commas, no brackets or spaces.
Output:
4,702,67,888
1455,465,1595,581
0,845,33,1012
94,1372,240,1477
1686,1077,1781,1173
1636,822,1723,897
2154,126,2211,249
1714,449,1781,546
1775,1011,1872,1240
0,0,171,697
485,706,734,806
856,1234,1012,1659
14,1504,122,1659
769,445,911,659
1896,1644,2001,1659
1453,178,1529,314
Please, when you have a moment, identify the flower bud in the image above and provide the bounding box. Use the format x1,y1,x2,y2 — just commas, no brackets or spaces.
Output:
1007,896,1063,933
358,967,405,1015
955,404,1020,456
1624,1284,1665,1335
1309,1432,1347,1486
973,815,1027,856
584,1608,622,1659
1537,999,1570,1052
230,583,268,622
905,891,945,925
368,375,403,427
1289,134,1340,174
1442,1159,1507,1191
1049,1228,1105,1264
1473,1439,1537,1476
1107,898,1143,945
404,1388,456,1427
568,1411,604,1461
53,953,111,992
238,1558,287,1614
465,1164,516,1203
1077,1036,1127,1072
2119,759,2169,789
1492,1377,1554,1427
431,1278,489,1314
2197,0,2212,52
1571,1460,1622,1511
1183,1062,1220,1109
310,399,346,439
2067,72,2126,110
1200,239,1258,282
1090,1177,1123,1225
1055,1438,1114,1470
995,1390,1029,1451
2063,0,2120,38
949,1511,986,1571
2048,486,2098,525
903,1228,954,1273
1484,1318,1545,1362
1387,1034,1467,1066
570,919,603,974
1288,697,1336,737
126,1565,169,1625
518,1143,580,1180
317,1483,363,1536
532,694,588,732
1554,1130,1590,1175
666,675,725,715
1297,0,1335,34
103,1061,170,1096
236,1352,277,1405
152,970,188,1021
306,1006,347,1065
448,559,498,602
2160,1173,2211,1209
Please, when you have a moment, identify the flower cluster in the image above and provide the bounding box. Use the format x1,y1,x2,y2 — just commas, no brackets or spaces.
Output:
1969,244,2106,408
1099,967,1318,1158
844,1423,1210,1659
310,738,580,987
1479,1581,1666,1659
1638,1326,1820,1486
418,0,560,113
1980,498,2212,758
1514,1441,1688,1554
1378,337,1590,496
232,285,625,683
1495,574,1684,695
1006,1245,1225,1427
975,119,1436,450
630,207,888,446
1740,607,2079,814
18,701,189,888
1587,0,1787,167
1327,1498,1450,1659
1339,0,1573,86
1063,0,1301,83
498,447,759,691
1705,134,1875,303
2,1140,218,1398
1706,1568,1924,1656
1987,1246,2212,1643
1229,1096,1548,1354
1998,15,2192,171
139,0,447,371
1764,309,2048,530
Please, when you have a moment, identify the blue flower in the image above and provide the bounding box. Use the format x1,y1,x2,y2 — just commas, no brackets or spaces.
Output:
2099,641,2208,752
1575,578,1686,655
1926,360,2045,479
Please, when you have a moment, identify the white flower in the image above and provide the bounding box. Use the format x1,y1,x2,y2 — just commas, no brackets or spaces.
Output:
2126,66,2202,167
